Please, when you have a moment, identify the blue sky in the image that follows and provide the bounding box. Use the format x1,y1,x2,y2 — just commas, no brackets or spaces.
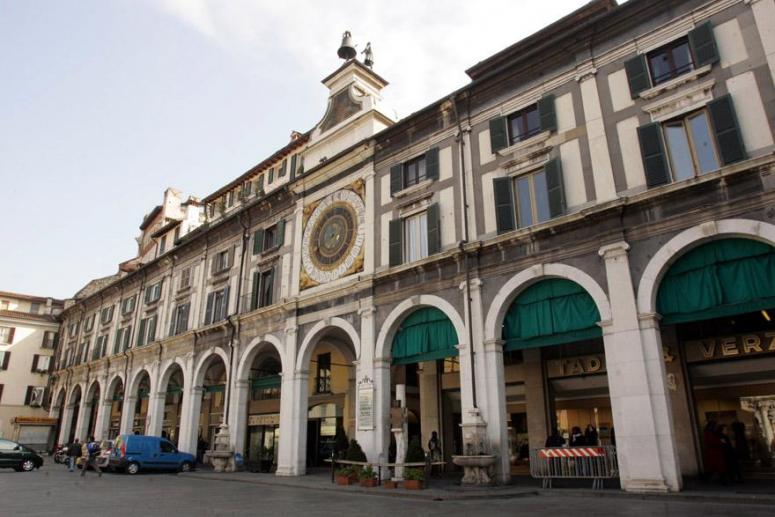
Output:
0,0,592,299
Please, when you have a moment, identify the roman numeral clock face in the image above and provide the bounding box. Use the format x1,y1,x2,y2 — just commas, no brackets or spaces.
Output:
301,189,366,287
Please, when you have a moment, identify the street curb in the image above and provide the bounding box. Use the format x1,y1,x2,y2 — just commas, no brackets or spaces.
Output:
179,473,539,501
180,473,775,505
536,488,775,507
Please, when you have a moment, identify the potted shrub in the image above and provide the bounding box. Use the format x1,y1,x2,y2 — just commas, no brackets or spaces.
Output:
402,467,424,490
345,439,367,482
335,466,353,485
359,465,378,487
334,427,349,459
402,436,426,489
383,479,398,489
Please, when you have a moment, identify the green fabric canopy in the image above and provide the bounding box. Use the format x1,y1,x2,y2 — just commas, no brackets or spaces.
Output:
391,307,459,365
502,278,601,351
251,375,281,389
657,238,775,324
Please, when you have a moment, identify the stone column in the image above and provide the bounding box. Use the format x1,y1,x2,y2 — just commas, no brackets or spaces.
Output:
146,391,166,438
373,358,391,476
480,339,510,483
418,360,440,448
229,379,250,456
178,386,202,455
599,241,682,492
119,396,136,435
356,305,380,463
524,348,549,450
73,399,91,440
93,398,112,441
58,404,75,444
276,370,308,476
747,0,775,87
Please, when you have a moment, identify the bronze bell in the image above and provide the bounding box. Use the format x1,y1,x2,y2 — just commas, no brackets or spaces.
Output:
337,31,357,60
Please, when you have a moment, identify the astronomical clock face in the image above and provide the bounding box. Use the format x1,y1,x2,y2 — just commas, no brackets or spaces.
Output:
301,187,365,287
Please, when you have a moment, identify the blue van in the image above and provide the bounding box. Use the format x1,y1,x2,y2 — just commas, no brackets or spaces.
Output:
109,435,195,475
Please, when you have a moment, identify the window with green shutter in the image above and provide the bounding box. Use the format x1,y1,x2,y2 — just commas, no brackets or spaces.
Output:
389,147,440,196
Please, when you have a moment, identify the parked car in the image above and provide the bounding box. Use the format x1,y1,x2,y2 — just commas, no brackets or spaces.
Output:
109,435,195,475
0,439,44,472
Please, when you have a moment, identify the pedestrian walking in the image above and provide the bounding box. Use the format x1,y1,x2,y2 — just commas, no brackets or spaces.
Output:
66,439,80,472
80,436,102,477
703,420,725,483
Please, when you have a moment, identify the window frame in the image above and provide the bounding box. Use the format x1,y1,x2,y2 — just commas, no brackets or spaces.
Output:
100,306,114,325
662,109,720,182
0,326,14,345
214,249,231,274
402,155,428,189
646,36,694,86
315,353,332,394
145,282,162,304
30,302,40,314
507,102,542,145
512,169,552,229
402,211,429,263
171,303,190,336
179,267,192,290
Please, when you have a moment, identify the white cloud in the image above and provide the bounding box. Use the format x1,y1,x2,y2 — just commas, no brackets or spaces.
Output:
152,0,594,118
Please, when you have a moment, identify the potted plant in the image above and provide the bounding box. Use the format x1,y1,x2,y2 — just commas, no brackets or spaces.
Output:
359,465,378,487
335,466,353,485
383,479,398,489
402,437,426,489
402,467,424,490
345,439,367,482
334,427,349,459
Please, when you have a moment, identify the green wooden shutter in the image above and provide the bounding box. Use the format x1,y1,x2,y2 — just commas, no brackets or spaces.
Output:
147,316,157,343
425,147,440,181
426,203,441,256
204,293,215,325
223,285,230,318
538,94,557,133
279,158,287,177
268,167,274,183
276,219,285,247
637,122,671,187
253,229,264,254
136,319,146,347
624,54,650,98
689,22,719,67
251,272,260,311
389,218,403,267
493,177,515,234
544,158,566,218
257,174,264,193
24,386,33,406
290,154,297,181
31,354,39,373
390,164,403,195
489,116,508,152
708,95,746,165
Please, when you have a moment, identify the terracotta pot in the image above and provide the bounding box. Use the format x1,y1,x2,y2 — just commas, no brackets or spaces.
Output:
402,479,423,490
349,474,360,483
335,475,351,486
383,480,398,489
360,478,378,488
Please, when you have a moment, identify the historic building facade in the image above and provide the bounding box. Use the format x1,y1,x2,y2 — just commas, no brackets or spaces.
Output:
0,291,62,449
51,0,775,492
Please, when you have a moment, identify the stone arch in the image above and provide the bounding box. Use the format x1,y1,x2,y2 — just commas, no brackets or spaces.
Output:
297,317,361,372
484,263,612,343
237,334,285,381
193,347,230,387
67,383,84,407
127,367,155,398
637,219,775,315
85,378,102,401
106,373,125,400
53,386,67,408
158,358,187,392
375,294,467,362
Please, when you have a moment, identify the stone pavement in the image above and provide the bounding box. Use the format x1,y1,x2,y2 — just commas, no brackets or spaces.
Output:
181,468,775,505
5,464,775,516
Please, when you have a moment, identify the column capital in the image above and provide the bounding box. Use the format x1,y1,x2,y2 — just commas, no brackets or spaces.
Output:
358,306,376,317
597,319,615,335
638,312,662,329
598,241,630,260
373,357,391,369
292,370,309,381
483,339,504,353
575,64,598,83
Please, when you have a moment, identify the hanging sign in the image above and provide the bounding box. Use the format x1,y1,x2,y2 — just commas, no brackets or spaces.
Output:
357,377,374,431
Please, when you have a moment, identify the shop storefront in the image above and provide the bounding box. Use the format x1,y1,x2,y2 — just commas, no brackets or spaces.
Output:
246,414,280,472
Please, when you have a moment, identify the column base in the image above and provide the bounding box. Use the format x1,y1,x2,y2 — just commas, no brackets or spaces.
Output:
274,465,304,476
622,478,671,494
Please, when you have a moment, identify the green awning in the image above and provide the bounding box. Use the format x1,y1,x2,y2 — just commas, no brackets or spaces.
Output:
503,278,601,351
204,384,225,393
392,307,459,365
251,375,281,389
657,238,775,325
